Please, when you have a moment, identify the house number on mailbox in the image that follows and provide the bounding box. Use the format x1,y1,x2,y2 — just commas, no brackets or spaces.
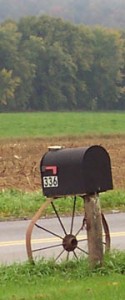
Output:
43,176,58,188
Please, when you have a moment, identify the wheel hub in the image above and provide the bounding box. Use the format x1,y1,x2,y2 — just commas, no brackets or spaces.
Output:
63,234,78,252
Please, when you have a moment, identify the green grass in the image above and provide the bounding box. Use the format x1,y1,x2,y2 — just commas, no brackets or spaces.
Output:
1,275,125,300
0,252,125,300
0,189,44,220
1,111,125,138
0,189,125,220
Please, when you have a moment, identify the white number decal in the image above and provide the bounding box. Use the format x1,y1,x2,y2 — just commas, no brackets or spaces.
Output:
43,176,58,188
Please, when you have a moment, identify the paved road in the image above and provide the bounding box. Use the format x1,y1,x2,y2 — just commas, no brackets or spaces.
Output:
0,212,125,265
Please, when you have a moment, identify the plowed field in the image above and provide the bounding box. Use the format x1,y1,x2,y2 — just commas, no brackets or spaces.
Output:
0,135,125,191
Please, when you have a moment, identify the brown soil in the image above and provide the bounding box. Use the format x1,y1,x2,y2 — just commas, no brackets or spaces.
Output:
0,135,125,192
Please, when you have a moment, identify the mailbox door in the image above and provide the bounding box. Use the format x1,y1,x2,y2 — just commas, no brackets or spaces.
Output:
40,148,87,197
83,146,113,194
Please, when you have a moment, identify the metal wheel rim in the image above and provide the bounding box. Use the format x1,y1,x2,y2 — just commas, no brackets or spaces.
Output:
26,197,110,263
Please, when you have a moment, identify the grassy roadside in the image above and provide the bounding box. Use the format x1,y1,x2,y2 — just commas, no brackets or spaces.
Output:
0,252,125,300
0,189,125,220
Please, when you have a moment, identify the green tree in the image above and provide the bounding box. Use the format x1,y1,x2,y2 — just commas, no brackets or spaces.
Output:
31,41,77,110
0,20,21,70
0,68,20,106
86,27,124,110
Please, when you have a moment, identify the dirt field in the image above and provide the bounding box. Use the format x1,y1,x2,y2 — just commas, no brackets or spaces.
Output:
0,135,125,191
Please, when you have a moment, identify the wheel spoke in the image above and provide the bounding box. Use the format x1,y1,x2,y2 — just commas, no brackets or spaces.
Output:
77,246,88,255
78,238,87,242
55,249,65,261
75,228,81,237
35,223,63,240
70,196,76,235
33,243,62,253
73,251,78,259
66,252,70,260
51,201,67,235
75,217,86,237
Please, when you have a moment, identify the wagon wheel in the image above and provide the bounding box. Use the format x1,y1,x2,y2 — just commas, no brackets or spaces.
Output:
26,196,110,263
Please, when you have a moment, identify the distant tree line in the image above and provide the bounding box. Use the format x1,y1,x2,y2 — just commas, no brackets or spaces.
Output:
1,0,125,29
0,15,125,112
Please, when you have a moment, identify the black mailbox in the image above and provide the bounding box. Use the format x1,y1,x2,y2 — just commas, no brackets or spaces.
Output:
40,145,113,198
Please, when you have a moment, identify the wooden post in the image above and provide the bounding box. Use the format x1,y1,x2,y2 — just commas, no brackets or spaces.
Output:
84,194,103,268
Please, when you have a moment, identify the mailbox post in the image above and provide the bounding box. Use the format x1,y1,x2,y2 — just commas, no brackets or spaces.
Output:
26,145,113,266
84,194,103,267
